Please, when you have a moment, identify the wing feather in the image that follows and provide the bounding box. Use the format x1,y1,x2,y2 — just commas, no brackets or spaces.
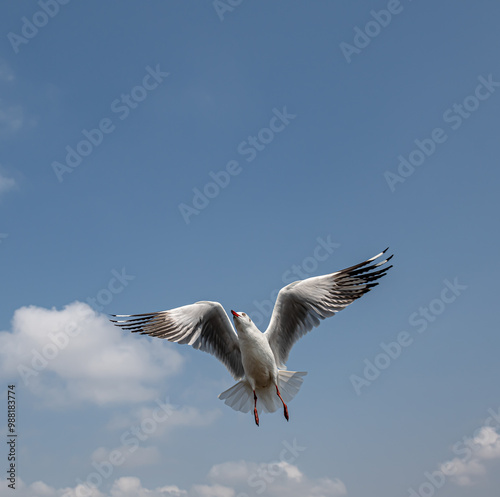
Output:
111,301,244,379
265,249,393,367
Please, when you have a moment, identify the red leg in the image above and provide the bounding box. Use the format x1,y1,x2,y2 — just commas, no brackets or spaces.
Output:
276,385,289,421
253,390,259,426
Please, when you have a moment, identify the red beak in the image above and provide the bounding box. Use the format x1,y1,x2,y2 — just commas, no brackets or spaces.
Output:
231,310,239,318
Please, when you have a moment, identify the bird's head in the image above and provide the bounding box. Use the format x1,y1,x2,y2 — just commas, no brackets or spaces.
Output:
231,310,253,333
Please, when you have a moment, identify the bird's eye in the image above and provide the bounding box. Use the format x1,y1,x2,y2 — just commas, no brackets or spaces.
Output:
242,313,246,316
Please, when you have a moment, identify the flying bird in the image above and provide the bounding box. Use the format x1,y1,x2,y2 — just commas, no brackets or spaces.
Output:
110,249,392,426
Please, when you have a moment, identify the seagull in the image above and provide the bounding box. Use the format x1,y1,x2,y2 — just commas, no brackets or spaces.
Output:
110,249,392,426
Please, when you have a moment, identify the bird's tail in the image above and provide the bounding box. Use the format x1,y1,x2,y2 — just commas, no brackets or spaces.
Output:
218,370,307,414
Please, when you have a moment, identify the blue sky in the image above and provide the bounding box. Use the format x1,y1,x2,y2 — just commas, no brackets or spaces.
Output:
1,1,500,496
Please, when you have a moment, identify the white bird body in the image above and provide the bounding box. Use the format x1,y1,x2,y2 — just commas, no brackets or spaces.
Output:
235,316,276,390
111,249,393,425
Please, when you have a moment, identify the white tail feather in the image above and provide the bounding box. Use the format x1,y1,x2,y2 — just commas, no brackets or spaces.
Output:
218,371,307,414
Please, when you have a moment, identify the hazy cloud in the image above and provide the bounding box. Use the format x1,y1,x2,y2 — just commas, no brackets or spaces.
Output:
0,59,15,82
106,403,220,436
91,446,162,470
0,171,16,196
0,99,23,138
440,426,500,486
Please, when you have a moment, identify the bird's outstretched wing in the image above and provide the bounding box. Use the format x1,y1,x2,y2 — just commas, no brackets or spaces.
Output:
110,301,244,380
265,249,393,367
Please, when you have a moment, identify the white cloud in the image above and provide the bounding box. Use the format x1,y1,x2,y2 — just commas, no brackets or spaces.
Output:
0,171,16,196
108,477,188,497
1,460,347,497
440,426,500,486
207,459,346,497
0,477,205,497
0,302,184,407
